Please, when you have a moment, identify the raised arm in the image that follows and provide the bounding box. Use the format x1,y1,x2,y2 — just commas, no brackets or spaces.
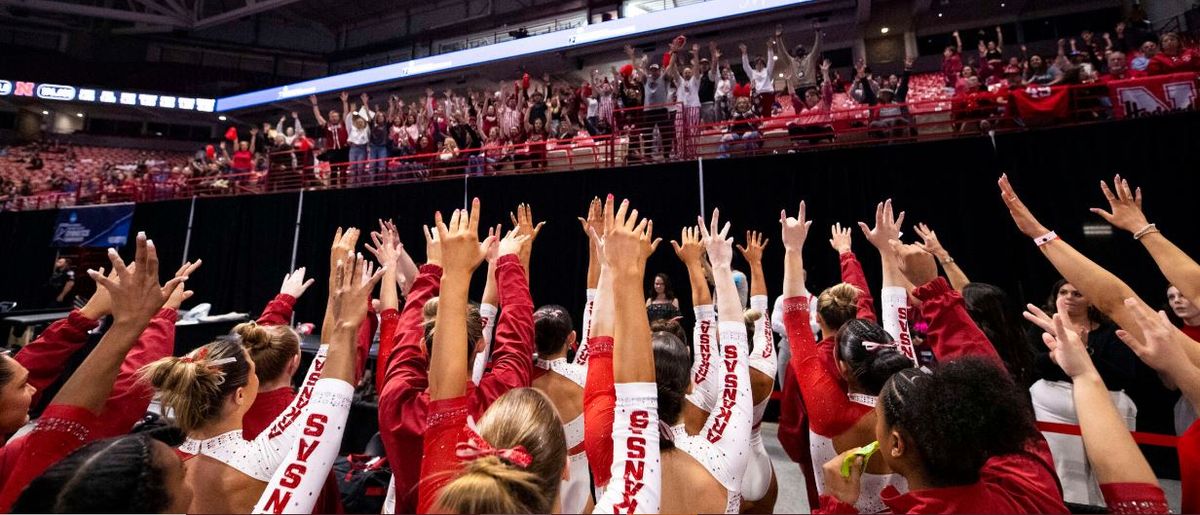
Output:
1091,175,1200,309
576,198,602,363
858,200,912,332
1000,173,1200,368
740,231,778,387
676,226,721,427
428,200,494,401
995,26,1004,53
914,223,970,290
55,234,182,414
894,241,997,364
830,223,876,322
593,195,662,514
740,43,753,76
309,95,328,126
321,228,360,344
773,25,796,70
765,43,777,78
953,30,963,53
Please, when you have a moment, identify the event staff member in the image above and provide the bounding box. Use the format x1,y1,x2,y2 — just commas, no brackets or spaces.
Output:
43,257,75,308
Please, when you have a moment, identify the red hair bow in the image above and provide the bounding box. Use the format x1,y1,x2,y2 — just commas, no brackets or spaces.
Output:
619,64,634,78
455,429,533,469
732,83,753,98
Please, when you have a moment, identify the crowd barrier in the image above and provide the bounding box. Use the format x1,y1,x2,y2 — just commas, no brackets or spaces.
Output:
4,73,1196,211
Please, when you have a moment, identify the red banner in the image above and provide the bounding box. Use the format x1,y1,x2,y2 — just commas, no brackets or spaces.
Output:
1010,85,1071,122
1108,72,1199,119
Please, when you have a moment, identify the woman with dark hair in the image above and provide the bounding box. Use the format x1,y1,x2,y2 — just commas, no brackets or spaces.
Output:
1024,279,1138,506
646,272,681,322
962,282,1038,389
1147,32,1200,75
0,235,189,511
13,434,193,513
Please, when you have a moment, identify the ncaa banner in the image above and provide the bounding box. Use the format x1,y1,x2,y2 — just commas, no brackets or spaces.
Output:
1108,72,1199,119
51,203,135,248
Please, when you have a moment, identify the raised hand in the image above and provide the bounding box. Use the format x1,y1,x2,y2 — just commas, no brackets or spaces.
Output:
509,202,545,242
329,252,384,331
435,198,493,276
1115,298,1192,375
698,209,734,269
998,174,1051,238
423,224,441,267
913,223,949,261
309,95,319,105
79,267,121,320
738,43,749,54
577,197,601,237
1090,174,1149,234
1039,313,1099,380
339,91,349,103
829,223,852,254
483,224,502,264
89,233,186,325
775,24,783,37
329,227,361,276
737,230,769,265
599,196,660,273
888,240,937,286
279,267,316,299
366,222,402,268
164,260,202,310
498,228,530,258
857,199,905,251
780,201,812,252
670,226,704,266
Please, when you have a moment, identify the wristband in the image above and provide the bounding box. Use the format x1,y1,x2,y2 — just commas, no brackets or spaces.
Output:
940,256,955,265
1034,231,1058,247
1133,223,1159,240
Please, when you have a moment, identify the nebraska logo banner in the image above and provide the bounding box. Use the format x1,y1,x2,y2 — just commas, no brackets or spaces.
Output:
1109,73,1198,119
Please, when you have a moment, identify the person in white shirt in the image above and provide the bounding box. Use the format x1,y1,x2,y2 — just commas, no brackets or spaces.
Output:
740,41,776,119
669,41,703,160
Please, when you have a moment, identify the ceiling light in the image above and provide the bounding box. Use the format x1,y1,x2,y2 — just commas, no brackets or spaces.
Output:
41,110,49,115
1000,2,1006,6
75,113,83,118
880,27,890,34
218,115,228,121
937,12,943,17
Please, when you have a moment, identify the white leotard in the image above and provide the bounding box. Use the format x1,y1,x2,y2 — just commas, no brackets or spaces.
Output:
593,382,661,514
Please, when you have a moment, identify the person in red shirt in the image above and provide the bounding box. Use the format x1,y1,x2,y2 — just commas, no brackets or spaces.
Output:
1168,285,1200,342
942,31,965,88
310,93,350,187
225,128,257,176
376,197,534,514
1147,32,1200,75
0,234,190,511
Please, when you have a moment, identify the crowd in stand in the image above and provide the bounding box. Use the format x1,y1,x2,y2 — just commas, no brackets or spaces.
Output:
2,172,1200,514
2,14,1198,204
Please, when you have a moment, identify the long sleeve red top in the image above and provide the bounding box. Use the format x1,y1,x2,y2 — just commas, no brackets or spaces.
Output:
777,251,876,502
378,256,533,513
0,307,176,511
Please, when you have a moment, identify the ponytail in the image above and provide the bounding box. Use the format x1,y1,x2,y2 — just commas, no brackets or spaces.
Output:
818,283,861,331
835,319,913,395
234,321,300,383
138,339,250,433
436,456,545,513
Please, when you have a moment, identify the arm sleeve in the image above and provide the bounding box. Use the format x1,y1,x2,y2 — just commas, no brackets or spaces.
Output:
574,289,598,366
257,294,297,326
783,297,865,436
470,303,499,385
416,396,469,514
911,278,1001,365
684,305,720,412
380,264,442,420
476,255,533,405
748,295,778,378
583,337,616,487
253,378,355,515
765,46,776,77
1099,483,1170,515
13,310,99,405
95,308,177,438
690,321,753,493
375,308,400,394
880,287,917,365
840,253,876,322
592,382,661,515
261,345,329,445
741,53,754,76
0,404,101,511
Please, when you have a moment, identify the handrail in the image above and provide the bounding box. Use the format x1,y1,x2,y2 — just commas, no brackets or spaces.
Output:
4,73,1196,210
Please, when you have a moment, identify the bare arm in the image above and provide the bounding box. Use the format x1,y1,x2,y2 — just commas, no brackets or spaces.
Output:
309,95,327,126
914,223,970,290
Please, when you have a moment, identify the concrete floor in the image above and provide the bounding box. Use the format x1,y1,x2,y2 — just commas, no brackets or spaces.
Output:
758,422,1182,514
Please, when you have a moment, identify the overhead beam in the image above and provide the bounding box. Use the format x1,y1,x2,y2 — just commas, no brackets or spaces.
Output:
191,0,304,29
0,0,187,25
127,0,181,17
